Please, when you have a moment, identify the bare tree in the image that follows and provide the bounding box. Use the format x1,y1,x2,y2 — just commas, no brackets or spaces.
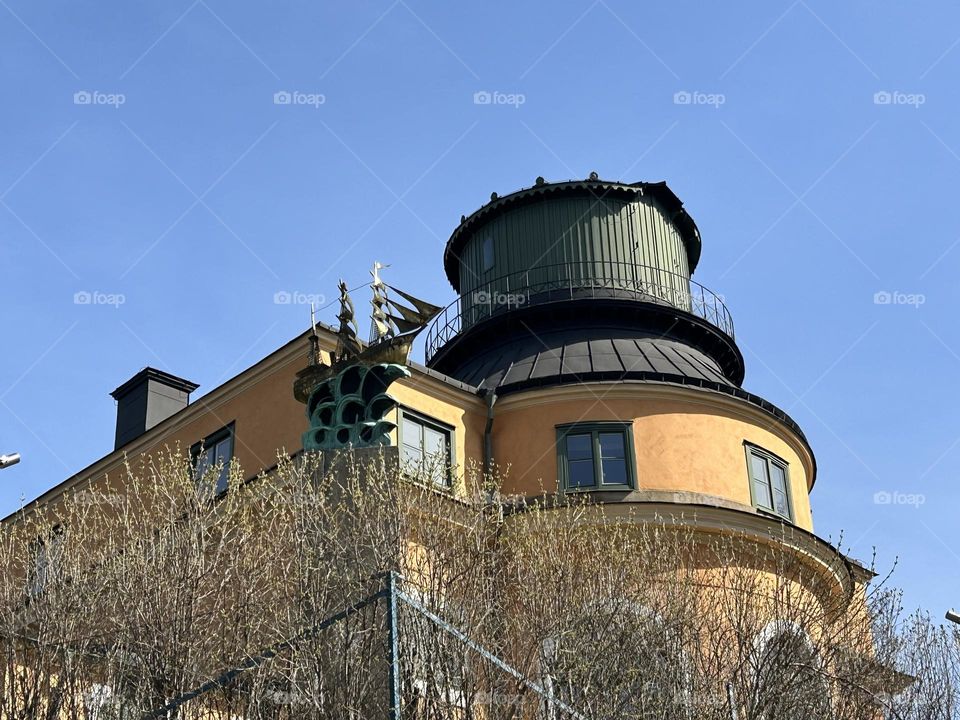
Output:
0,447,947,719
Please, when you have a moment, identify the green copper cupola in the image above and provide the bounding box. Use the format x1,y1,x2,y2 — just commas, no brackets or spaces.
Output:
425,176,744,394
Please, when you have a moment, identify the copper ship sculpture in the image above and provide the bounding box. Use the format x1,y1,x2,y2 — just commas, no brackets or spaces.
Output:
294,263,442,451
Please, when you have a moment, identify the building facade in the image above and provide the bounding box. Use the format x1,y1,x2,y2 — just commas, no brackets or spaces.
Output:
8,175,891,717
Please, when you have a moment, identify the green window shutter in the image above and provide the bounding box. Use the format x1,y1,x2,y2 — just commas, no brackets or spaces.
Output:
769,462,790,519
749,452,773,510
565,433,595,488
598,432,628,486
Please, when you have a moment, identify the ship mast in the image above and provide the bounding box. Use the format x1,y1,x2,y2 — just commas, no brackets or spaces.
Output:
335,279,362,362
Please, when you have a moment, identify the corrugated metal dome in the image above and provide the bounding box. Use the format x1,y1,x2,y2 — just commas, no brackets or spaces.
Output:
443,177,702,293
453,332,732,393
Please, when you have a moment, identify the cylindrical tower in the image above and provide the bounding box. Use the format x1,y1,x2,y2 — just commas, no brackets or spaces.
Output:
419,175,878,709
425,175,818,539
426,176,743,392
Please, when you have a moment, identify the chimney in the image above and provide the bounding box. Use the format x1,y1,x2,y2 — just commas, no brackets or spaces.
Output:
110,367,199,450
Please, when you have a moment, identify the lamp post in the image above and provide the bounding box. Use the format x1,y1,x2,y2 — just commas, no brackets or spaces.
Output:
947,609,960,625
0,453,19,469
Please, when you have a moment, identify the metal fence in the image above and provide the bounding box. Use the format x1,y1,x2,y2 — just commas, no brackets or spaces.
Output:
425,262,733,362
143,572,586,720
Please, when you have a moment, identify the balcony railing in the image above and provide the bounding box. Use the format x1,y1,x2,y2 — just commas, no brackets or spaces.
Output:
425,262,734,363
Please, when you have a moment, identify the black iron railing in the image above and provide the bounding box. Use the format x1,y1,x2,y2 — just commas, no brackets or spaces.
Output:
425,262,734,362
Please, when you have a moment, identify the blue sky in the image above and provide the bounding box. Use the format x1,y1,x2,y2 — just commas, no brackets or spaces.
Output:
1,1,958,618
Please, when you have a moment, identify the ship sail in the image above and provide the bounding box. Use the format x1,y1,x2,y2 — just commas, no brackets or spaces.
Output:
335,280,363,360
385,312,423,334
373,315,392,338
386,299,429,326
366,263,442,343
295,265,444,405
385,283,442,324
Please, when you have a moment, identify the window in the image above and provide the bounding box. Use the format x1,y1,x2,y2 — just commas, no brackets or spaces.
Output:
399,410,453,487
746,444,792,520
557,423,635,491
28,525,64,597
481,235,495,272
191,424,235,496
751,624,831,719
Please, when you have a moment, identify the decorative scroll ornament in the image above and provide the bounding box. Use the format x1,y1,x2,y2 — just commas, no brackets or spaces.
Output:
293,264,442,451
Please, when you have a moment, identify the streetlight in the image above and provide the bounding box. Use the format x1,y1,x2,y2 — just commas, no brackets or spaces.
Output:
947,609,960,625
0,452,20,469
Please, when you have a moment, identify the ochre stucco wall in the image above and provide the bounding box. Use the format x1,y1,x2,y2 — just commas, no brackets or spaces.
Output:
22,336,486,513
491,384,816,531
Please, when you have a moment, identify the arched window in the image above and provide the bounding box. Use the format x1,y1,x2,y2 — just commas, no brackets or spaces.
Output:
749,621,832,720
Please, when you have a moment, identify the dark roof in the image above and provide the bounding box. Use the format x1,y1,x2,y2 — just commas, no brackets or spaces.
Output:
456,334,731,392
407,360,480,394
443,178,702,292
110,367,199,400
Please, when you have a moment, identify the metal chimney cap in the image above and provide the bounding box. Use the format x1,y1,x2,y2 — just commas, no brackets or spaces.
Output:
111,367,199,401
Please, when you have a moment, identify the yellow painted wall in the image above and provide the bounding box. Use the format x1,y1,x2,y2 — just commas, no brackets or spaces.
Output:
389,378,486,496
20,332,485,514
491,384,816,531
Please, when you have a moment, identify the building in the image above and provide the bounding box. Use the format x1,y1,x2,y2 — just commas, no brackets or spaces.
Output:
7,175,895,717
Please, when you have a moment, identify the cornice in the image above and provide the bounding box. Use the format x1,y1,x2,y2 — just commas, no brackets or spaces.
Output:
503,499,858,613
